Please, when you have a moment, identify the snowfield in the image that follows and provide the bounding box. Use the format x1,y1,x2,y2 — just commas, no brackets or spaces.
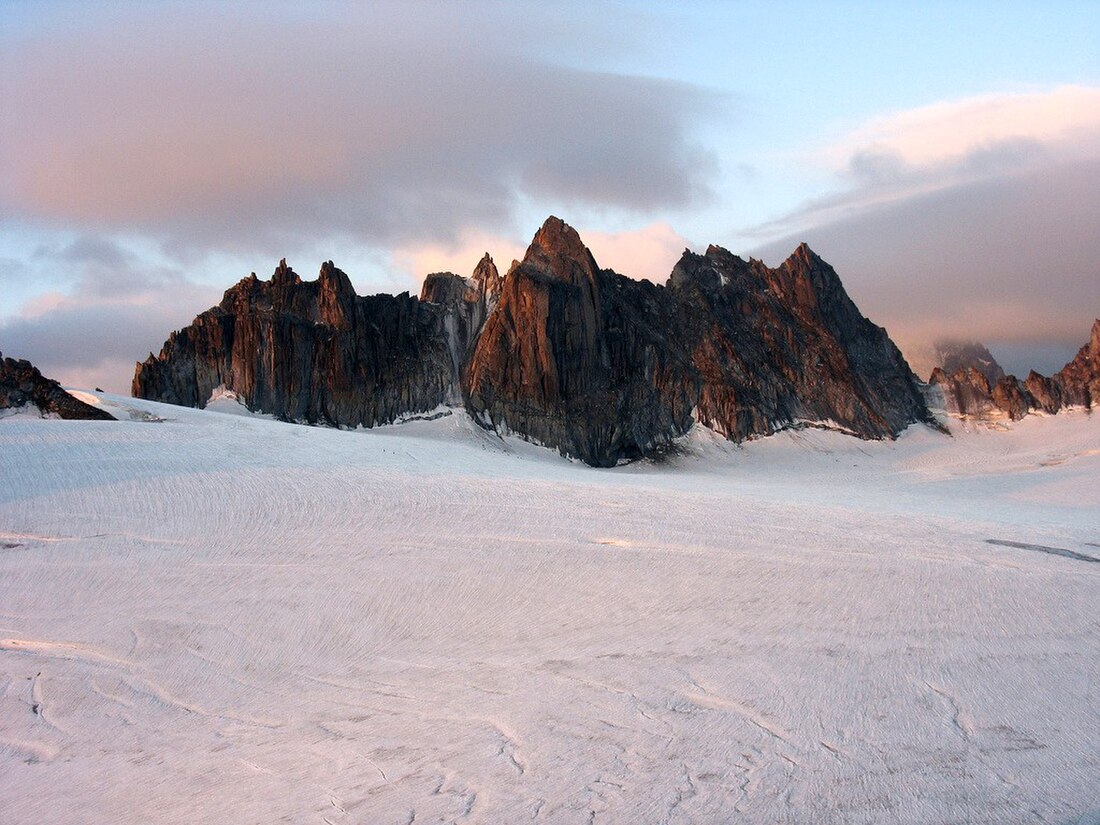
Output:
1,394,1098,824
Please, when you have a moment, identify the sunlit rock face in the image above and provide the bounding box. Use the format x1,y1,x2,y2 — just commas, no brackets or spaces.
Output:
930,320,1100,422
464,217,697,466
467,219,929,465
1055,319,1100,408
135,217,934,465
1,353,115,420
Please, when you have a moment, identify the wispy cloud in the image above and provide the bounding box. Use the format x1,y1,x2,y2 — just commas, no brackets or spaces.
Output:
831,85,1100,171
754,85,1100,237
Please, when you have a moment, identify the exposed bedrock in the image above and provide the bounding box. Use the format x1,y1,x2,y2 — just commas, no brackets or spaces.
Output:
929,320,1100,421
133,260,464,427
135,217,934,465
1,353,115,420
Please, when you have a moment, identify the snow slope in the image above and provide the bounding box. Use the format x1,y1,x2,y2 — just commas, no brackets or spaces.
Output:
1,395,1098,824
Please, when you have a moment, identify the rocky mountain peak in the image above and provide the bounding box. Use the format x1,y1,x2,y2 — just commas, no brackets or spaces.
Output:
931,339,1005,385
669,246,747,292
780,242,831,282
317,261,356,329
272,258,300,285
420,254,500,307
521,216,600,285
419,272,468,304
317,261,354,296
136,217,936,466
790,241,819,263
471,253,501,301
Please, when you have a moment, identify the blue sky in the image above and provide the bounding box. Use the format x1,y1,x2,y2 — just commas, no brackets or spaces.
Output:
1,1,1098,390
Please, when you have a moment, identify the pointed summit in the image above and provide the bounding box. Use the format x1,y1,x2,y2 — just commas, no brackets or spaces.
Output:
783,242,824,269
272,258,300,285
522,216,600,285
317,260,354,297
471,252,502,301
317,261,356,329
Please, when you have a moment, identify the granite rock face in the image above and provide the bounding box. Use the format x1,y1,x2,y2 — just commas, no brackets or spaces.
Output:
1,353,115,420
463,218,929,464
135,217,933,465
668,242,929,444
465,218,697,465
930,320,1100,421
134,260,463,426
1056,319,1100,408
928,367,1000,419
420,254,501,403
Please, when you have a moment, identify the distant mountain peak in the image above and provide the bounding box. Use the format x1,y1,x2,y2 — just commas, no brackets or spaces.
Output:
931,321,1100,420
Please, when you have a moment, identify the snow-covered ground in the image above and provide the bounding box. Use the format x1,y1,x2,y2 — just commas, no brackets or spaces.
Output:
1,393,1098,824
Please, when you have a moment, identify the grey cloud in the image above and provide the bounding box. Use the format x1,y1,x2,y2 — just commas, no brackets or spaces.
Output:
751,158,1100,377
844,147,907,185
24,234,184,300
59,236,131,269
842,137,1048,189
0,6,721,255
1,239,223,392
0,279,223,393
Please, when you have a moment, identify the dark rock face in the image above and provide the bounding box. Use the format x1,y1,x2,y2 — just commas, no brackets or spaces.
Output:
134,260,462,426
465,219,929,465
929,339,1005,385
465,218,697,465
991,376,1032,421
930,319,1100,421
929,367,1000,418
420,254,501,402
1,353,115,420
1055,319,1100,408
136,217,933,465
668,243,929,443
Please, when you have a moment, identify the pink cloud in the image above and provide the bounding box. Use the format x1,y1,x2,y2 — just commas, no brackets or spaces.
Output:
580,222,691,283
828,85,1100,171
395,222,691,289
0,10,717,253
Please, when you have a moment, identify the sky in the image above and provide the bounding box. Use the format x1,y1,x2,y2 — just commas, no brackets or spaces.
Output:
1,0,1098,391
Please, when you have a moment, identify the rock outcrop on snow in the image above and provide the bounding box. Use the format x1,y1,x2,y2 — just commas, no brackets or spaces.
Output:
1,353,115,420
930,320,1100,421
135,217,933,465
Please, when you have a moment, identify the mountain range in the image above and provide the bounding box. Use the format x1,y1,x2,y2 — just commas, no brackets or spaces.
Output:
929,321,1100,421
133,217,934,465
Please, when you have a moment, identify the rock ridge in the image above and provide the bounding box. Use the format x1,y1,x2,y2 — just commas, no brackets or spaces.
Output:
929,319,1100,422
134,216,934,465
